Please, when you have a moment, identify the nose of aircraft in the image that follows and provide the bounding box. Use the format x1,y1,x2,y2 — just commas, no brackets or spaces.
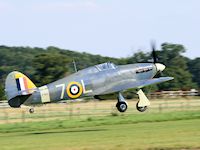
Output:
155,63,166,72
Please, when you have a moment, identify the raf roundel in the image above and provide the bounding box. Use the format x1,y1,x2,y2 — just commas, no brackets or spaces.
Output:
66,82,83,99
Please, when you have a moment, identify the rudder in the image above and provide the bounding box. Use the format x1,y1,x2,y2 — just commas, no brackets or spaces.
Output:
5,71,37,107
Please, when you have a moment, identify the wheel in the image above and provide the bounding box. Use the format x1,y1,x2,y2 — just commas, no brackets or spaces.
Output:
116,101,128,113
29,108,34,114
136,102,148,112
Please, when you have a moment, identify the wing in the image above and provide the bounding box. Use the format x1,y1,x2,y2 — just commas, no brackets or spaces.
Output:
93,77,174,95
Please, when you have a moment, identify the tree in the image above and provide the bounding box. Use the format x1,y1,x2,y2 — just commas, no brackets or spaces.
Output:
32,53,70,86
157,43,197,90
126,51,150,64
0,44,199,92
188,58,200,88
0,83,5,100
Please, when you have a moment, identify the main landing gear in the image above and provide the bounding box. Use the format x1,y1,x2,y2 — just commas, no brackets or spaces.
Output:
136,89,150,112
116,89,150,113
116,92,128,113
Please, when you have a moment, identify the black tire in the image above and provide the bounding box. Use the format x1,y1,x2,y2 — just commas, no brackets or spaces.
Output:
29,108,34,114
136,102,148,112
116,102,128,113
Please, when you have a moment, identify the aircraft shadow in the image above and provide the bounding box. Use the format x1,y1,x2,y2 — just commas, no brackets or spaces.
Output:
27,128,107,135
0,128,107,137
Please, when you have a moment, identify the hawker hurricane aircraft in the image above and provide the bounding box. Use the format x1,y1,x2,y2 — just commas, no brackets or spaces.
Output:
5,46,173,113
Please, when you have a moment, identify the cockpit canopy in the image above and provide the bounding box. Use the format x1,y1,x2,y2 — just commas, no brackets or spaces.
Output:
78,62,117,75
95,62,117,71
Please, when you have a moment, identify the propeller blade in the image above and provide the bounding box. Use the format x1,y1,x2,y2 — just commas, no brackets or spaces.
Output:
151,41,157,63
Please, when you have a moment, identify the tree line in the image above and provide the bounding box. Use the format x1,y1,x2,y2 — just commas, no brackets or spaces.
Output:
0,43,199,100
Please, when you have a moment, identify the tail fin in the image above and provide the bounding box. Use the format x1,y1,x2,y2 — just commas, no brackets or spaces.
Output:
5,71,37,107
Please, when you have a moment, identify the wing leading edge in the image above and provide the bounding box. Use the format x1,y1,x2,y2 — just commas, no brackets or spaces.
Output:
137,77,174,88
95,77,174,95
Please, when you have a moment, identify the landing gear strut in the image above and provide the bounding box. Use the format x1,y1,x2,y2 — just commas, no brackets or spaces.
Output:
136,89,150,112
29,108,34,114
116,93,128,113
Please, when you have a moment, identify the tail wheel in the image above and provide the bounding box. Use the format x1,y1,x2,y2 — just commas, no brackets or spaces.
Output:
136,102,148,112
29,108,34,114
116,101,128,113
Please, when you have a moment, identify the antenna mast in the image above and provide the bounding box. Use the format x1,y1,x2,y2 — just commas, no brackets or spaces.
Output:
73,59,77,72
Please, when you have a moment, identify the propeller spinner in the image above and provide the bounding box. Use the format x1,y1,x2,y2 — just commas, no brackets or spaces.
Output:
150,41,166,74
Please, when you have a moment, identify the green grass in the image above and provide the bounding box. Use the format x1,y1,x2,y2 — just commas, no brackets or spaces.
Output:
0,111,200,150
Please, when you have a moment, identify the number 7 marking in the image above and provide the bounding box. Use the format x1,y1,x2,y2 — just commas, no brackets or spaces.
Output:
56,84,65,99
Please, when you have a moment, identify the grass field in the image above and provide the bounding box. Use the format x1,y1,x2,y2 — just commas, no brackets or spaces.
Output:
0,110,200,150
1,99,200,124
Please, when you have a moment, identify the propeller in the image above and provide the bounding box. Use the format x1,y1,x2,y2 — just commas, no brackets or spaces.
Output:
150,41,165,77
151,41,158,64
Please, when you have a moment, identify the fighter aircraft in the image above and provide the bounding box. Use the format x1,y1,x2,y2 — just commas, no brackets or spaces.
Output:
5,45,173,113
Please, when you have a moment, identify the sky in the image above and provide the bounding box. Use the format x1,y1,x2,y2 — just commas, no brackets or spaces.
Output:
0,0,200,58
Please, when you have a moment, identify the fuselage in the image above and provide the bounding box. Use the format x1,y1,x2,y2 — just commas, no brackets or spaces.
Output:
23,63,157,106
